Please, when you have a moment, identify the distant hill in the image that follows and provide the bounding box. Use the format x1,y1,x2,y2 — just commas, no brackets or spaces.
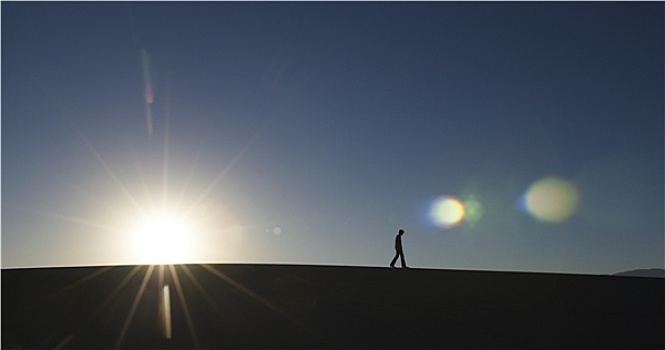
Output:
613,268,665,278
2,264,664,349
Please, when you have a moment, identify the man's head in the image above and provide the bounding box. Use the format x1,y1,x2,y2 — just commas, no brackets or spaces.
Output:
398,229,404,235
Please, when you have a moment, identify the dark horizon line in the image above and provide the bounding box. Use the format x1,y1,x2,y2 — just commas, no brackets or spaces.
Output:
3,262,663,278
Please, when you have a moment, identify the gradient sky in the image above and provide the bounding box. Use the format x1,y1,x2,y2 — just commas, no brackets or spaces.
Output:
3,2,663,274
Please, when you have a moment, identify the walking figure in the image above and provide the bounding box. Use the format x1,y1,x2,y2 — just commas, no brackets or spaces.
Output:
390,229,408,268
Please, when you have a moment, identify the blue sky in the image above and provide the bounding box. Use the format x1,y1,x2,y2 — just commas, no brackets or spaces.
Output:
2,2,663,274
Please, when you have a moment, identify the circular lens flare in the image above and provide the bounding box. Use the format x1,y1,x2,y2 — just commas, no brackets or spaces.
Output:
461,194,483,226
521,176,579,223
430,195,466,229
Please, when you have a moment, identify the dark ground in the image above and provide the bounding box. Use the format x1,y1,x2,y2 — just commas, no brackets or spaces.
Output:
2,264,663,349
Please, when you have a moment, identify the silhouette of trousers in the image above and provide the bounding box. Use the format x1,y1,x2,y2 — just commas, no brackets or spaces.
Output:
390,249,407,268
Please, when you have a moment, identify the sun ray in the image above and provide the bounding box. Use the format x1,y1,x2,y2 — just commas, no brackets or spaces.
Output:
184,120,272,219
81,189,139,225
43,266,114,302
162,284,173,339
90,265,144,319
70,121,146,217
57,265,144,346
179,265,225,318
168,264,201,349
162,86,172,212
129,149,158,214
157,265,170,338
172,138,209,214
114,264,155,350
158,264,166,291
200,264,304,329
32,209,125,234
53,334,75,350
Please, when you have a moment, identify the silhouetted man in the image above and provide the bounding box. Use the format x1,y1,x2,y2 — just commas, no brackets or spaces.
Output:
390,229,408,268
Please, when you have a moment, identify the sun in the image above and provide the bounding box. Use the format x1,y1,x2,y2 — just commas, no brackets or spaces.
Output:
132,211,194,265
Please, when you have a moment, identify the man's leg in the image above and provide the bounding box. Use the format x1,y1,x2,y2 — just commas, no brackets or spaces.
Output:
390,251,399,267
400,250,407,268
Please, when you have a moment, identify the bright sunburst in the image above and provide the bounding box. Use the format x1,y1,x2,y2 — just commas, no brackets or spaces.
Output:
132,211,195,265
39,42,269,268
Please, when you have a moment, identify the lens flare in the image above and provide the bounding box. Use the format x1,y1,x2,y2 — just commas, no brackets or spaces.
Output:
461,194,483,226
430,195,466,229
162,285,172,339
141,48,154,104
141,48,154,136
520,176,579,223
